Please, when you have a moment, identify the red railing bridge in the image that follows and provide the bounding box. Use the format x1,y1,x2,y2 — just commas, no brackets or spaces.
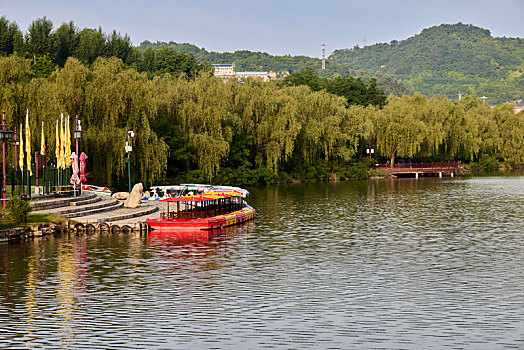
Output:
374,161,462,177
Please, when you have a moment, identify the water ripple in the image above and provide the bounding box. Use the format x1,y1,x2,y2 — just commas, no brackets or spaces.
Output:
1,174,523,349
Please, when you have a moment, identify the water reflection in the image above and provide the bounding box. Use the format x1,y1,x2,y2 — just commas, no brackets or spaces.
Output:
148,226,237,247
56,242,76,346
23,251,36,347
147,225,252,273
0,175,523,349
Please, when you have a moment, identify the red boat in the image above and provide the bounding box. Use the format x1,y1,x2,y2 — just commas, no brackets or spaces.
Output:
146,190,255,231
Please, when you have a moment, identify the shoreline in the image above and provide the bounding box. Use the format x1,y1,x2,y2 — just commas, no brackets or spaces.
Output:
250,167,524,186
3,168,522,240
0,221,68,243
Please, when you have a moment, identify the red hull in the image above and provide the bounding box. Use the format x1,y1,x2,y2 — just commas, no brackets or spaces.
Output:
146,207,255,231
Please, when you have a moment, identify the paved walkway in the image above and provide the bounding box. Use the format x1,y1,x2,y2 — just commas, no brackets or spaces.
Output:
110,202,167,225
75,201,165,224
31,193,166,227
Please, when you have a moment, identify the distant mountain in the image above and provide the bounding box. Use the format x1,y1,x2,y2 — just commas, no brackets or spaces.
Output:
330,23,524,104
137,41,411,96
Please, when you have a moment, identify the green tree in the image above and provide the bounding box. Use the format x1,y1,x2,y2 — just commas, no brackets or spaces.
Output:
74,27,106,65
0,16,23,56
492,104,524,164
105,30,136,65
25,17,57,62
374,94,427,165
282,68,387,107
54,21,78,66
138,47,206,78
32,53,54,78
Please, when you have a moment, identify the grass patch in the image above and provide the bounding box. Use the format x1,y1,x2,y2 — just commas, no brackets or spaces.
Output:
0,213,66,230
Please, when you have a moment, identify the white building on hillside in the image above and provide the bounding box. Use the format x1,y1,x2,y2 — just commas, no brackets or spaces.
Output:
213,63,284,82
212,63,235,78
236,71,269,82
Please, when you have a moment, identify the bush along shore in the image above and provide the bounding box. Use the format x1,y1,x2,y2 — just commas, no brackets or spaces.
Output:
0,198,68,238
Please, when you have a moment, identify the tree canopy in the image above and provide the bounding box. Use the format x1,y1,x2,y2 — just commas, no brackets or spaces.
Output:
1,54,522,189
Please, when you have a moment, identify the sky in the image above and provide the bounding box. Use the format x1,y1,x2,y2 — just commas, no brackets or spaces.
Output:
1,0,523,57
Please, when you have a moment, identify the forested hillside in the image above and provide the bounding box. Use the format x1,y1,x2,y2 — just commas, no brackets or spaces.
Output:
137,41,411,96
331,23,524,104
3,17,522,102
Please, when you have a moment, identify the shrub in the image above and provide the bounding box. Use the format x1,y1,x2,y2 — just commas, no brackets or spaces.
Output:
346,162,370,179
6,198,32,224
471,154,500,172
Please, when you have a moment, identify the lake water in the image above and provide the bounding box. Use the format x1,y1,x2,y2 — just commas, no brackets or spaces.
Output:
1,173,523,349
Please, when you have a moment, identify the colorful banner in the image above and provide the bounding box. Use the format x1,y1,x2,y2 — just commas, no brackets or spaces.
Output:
60,113,65,169
65,115,71,166
25,109,32,176
41,121,46,155
55,119,60,168
19,123,24,171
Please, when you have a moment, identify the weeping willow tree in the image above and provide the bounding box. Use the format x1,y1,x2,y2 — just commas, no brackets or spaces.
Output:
149,73,235,179
461,98,495,160
246,83,302,170
439,99,479,160
0,54,522,188
345,104,375,160
0,55,168,186
289,86,355,163
492,104,524,164
0,55,33,133
416,95,449,158
79,58,167,185
373,94,502,165
374,94,427,165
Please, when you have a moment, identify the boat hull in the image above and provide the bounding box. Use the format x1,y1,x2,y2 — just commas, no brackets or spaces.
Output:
146,207,255,231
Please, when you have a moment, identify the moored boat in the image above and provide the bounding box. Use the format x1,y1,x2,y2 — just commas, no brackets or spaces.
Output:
142,184,249,201
146,186,255,231
81,184,112,196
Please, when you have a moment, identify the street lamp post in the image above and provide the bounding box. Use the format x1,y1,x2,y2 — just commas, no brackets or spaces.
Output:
366,139,374,160
74,116,82,156
74,116,82,196
125,121,134,193
0,110,15,208
10,127,19,199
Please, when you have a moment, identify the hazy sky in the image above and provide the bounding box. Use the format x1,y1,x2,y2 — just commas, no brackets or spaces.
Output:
2,0,523,57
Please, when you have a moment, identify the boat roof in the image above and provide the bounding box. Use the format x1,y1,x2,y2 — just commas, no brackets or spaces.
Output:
150,184,250,196
150,185,186,190
160,191,243,202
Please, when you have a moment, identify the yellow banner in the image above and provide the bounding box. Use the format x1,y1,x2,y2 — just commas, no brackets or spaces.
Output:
25,110,32,176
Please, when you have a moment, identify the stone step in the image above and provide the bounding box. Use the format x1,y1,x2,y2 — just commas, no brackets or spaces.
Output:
33,195,103,215
98,205,159,223
69,195,102,207
62,198,122,219
44,196,112,216
75,204,159,224
31,192,98,211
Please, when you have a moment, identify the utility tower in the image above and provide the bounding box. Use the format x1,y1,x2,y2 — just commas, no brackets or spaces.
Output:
481,96,488,104
457,91,462,101
321,42,326,70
